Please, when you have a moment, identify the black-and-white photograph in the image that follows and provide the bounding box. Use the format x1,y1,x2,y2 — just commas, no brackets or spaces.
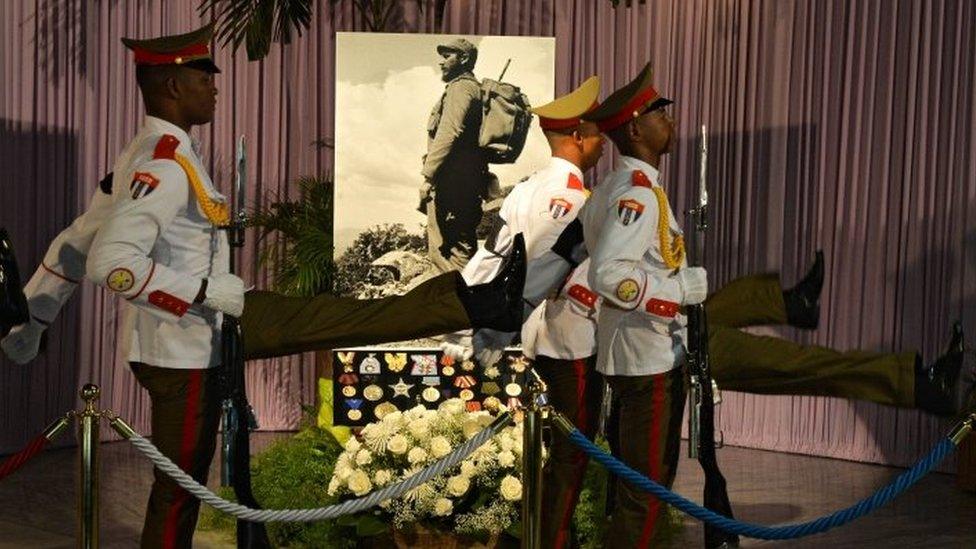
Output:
334,32,555,298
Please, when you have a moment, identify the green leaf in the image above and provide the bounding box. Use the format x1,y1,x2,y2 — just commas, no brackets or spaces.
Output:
356,514,389,537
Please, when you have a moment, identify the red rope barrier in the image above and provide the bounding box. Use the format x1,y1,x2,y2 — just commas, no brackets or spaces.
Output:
0,435,50,480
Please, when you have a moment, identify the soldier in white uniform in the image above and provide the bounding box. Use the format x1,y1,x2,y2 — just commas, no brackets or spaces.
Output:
1,25,526,548
439,77,606,549
575,64,704,547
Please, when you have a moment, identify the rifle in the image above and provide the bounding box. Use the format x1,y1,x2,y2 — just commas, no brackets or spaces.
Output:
685,126,738,548
220,136,271,548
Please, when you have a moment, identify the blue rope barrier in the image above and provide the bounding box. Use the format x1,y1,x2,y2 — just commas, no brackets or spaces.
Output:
566,428,958,540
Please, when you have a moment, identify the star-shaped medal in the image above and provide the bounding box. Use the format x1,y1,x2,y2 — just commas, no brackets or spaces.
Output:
391,377,415,398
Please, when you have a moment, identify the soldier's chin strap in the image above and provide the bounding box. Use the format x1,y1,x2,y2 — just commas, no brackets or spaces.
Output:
0,228,30,336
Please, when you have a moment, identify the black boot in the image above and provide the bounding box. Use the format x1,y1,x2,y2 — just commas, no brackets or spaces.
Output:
783,250,824,329
914,322,972,417
457,233,526,332
0,228,30,336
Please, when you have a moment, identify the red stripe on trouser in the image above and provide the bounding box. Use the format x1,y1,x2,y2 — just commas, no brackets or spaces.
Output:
553,358,591,549
162,371,202,549
637,373,665,547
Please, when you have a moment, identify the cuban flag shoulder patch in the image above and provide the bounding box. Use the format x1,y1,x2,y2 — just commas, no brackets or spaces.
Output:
130,172,160,199
549,197,573,219
617,198,645,225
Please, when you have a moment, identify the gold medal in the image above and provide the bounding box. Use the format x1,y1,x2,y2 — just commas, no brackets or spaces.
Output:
341,386,357,397
374,402,397,419
364,384,383,401
442,366,455,376
505,383,522,397
483,396,502,412
459,389,474,401
422,386,440,403
461,360,475,371
347,409,362,421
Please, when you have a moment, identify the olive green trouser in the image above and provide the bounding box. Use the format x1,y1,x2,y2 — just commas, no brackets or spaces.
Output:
238,271,471,360
706,273,917,407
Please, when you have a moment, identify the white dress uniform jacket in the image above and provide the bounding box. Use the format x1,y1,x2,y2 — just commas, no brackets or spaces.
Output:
580,155,687,376
458,158,594,358
85,116,229,369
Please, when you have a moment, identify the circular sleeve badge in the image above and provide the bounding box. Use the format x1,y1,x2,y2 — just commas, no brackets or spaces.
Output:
615,278,640,302
106,268,135,293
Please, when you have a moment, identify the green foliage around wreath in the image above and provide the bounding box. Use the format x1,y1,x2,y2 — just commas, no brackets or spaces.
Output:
198,425,355,548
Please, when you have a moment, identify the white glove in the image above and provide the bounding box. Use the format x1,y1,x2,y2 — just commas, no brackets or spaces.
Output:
676,267,708,305
473,329,513,368
439,340,473,361
2,319,45,364
202,273,246,317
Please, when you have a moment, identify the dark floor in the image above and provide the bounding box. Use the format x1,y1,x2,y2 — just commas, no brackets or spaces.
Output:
0,434,973,548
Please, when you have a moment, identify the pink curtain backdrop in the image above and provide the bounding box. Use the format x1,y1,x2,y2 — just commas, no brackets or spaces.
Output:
1,1,974,471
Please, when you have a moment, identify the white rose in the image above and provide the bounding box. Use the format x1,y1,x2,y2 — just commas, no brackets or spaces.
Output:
347,470,373,496
344,437,361,453
446,475,470,497
374,469,393,486
408,418,430,438
500,475,522,501
462,418,482,439
497,450,516,468
460,460,477,478
356,449,373,466
388,434,409,455
433,497,454,517
382,411,403,425
438,398,464,415
498,436,513,452
430,436,452,458
408,447,429,464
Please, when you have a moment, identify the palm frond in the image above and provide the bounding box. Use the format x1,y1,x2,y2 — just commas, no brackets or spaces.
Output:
199,0,316,61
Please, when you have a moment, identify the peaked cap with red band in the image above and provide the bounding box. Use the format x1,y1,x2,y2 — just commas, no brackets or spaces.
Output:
121,22,220,74
583,63,672,132
531,76,601,131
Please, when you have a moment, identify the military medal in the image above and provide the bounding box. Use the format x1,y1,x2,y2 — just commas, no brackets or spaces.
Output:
442,365,455,376
337,373,359,386
422,376,441,386
483,396,502,412
374,402,397,419
384,352,407,372
364,384,383,401
341,386,357,397
484,365,501,379
347,409,362,421
359,353,381,374
461,360,475,371
422,386,440,403
459,389,474,401
391,377,414,398
454,375,477,389
481,381,501,395
505,382,522,397
465,401,482,412
507,355,530,373
440,354,455,367
411,354,438,376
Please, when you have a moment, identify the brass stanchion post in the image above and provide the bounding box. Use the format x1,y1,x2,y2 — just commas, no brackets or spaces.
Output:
521,370,548,549
78,384,100,549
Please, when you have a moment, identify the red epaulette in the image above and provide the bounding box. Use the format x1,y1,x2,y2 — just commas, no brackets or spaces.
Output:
567,173,585,191
631,170,653,188
152,134,180,160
